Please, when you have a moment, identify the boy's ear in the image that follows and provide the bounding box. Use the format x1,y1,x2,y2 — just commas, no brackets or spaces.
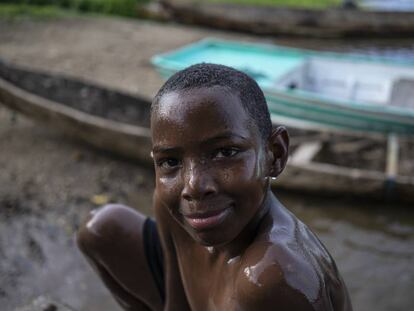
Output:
267,126,289,178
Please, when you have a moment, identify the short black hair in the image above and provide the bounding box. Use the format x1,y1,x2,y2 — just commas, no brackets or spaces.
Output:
152,63,272,140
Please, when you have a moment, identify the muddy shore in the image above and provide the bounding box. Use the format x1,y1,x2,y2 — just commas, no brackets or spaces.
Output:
0,16,413,311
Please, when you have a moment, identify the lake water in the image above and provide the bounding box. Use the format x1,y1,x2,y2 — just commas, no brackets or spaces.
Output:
361,0,414,11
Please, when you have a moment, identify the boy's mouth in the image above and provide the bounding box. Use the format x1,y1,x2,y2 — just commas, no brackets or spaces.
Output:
183,207,231,230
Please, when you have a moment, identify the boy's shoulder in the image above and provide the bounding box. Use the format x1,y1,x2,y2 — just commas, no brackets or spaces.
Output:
235,205,342,310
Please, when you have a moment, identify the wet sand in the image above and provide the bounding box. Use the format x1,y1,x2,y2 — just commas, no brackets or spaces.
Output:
0,16,413,311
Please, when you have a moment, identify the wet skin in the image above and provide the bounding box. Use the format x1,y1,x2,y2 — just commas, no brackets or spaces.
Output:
151,87,352,310
77,86,352,311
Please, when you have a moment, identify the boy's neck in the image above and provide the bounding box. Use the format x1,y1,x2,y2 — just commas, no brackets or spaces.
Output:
212,189,274,259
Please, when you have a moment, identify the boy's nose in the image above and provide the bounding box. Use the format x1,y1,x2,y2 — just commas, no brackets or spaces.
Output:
181,161,217,201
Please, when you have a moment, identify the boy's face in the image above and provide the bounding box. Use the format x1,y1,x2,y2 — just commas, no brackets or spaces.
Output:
151,87,271,246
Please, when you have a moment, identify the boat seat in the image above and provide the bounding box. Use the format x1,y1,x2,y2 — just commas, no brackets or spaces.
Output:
306,76,350,98
350,78,391,105
389,79,414,108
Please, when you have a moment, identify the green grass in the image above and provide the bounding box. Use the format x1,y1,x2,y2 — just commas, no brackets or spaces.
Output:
0,0,147,17
205,0,341,9
0,0,342,21
0,4,75,20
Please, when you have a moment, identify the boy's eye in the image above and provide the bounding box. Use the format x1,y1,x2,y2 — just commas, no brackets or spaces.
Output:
213,148,239,159
157,158,181,170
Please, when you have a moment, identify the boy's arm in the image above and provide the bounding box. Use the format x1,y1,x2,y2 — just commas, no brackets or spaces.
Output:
237,262,315,311
154,201,191,311
328,272,353,311
236,246,352,311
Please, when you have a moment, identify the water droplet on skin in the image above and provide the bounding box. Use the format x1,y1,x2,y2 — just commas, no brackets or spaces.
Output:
86,216,101,237
244,265,264,287
206,246,215,253
227,256,240,265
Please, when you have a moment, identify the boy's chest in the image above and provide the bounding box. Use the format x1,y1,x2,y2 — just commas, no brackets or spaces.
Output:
176,246,243,311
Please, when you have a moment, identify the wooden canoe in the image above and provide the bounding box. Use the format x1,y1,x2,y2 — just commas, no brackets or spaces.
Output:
0,59,153,165
154,1,414,38
0,59,413,202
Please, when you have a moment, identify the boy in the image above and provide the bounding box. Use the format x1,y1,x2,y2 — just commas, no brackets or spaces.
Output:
77,64,352,311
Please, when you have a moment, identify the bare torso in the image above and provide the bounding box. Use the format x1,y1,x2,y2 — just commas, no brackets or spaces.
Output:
156,193,352,311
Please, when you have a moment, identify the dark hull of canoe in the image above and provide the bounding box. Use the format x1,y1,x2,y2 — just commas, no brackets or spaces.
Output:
0,60,153,165
159,1,414,38
0,60,413,202
277,160,414,202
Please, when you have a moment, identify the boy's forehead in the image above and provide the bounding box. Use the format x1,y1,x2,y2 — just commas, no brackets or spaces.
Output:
151,87,261,143
152,87,243,122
